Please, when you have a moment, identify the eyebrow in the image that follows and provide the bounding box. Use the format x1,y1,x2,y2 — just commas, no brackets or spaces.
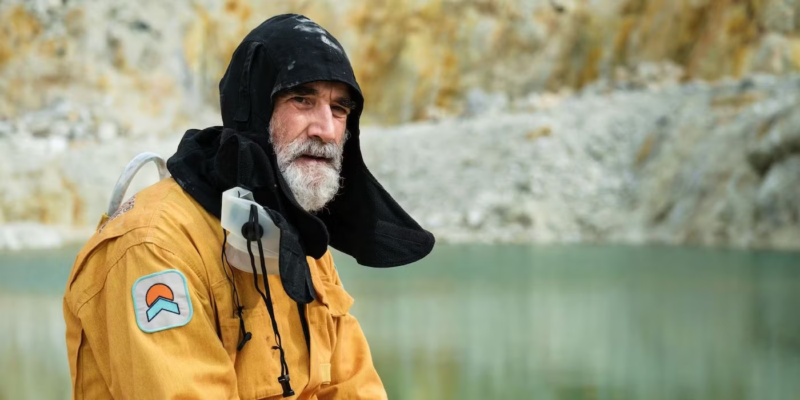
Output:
281,85,318,97
335,96,358,111
280,85,358,111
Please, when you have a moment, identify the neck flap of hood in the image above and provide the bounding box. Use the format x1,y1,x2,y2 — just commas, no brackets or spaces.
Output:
167,14,435,301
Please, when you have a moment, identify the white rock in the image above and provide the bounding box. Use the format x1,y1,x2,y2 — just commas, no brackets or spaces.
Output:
0,223,64,251
48,136,68,154
97,122,119,141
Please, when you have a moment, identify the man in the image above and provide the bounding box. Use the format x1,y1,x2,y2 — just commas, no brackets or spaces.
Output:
63,14,434,399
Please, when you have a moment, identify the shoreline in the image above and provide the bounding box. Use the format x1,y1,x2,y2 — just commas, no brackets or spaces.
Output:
2,222,799,254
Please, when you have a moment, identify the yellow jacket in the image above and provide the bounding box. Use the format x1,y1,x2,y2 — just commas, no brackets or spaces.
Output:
63,178,387,399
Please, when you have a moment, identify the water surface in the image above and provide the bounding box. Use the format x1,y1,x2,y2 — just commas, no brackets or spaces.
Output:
1,244,798,399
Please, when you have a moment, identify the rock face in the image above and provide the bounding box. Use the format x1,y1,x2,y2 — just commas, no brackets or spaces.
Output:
2,0,800,250
360,74,800,250
3,73,800,250
4,0,800,125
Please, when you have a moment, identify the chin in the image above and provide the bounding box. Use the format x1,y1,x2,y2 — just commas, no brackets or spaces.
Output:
297,165,333,184
283,162,342,212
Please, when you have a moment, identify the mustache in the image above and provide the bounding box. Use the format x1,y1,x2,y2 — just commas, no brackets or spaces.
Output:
276,138,344,170
290,140,339,160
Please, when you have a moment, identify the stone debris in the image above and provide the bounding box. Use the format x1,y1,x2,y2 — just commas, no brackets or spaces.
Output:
3,0,800,251
4,74,800,251
358,74,800,250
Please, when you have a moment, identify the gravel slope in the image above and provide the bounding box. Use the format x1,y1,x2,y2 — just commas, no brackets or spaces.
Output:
2,75,800,250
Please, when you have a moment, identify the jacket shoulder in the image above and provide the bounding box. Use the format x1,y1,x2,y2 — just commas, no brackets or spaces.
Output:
65,178,214,310
96,178,200,237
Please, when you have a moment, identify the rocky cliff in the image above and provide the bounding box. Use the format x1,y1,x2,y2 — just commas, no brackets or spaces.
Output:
1,0,800,250
4,0,800,125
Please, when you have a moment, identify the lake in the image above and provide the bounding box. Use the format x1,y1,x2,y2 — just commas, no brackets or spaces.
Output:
1,244,798,399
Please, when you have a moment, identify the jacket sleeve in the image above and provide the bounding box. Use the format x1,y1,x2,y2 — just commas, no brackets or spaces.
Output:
70,242,238,399
317,262,388,400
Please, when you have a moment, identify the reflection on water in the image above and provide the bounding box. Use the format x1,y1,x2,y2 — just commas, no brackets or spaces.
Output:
0,294,69,400
1,244,798,399
0,246,76,400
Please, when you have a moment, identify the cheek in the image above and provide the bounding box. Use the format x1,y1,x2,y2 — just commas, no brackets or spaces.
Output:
334,120,348,143
272,108,307,143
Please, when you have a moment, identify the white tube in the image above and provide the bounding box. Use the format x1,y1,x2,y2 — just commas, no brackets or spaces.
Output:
108,152,170,215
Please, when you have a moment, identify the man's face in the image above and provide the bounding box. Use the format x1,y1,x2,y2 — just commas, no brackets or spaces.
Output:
270,81,356,212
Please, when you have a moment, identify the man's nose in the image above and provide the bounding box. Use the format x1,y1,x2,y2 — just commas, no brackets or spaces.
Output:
306,105,337,143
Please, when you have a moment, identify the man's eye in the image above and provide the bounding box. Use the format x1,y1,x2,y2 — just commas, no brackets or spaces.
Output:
292,97,308,104
331,106,350,117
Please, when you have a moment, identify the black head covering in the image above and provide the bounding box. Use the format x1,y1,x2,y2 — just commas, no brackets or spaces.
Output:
167,14,435,304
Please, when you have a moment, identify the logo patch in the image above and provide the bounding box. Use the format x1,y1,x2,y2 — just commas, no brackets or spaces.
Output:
132,270,193,333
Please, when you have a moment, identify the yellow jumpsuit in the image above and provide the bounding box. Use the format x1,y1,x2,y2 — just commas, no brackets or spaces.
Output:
63,178,387,399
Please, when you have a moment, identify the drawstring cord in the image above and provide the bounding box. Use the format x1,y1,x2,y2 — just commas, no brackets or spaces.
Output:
221,229,252,351
244,204,294,397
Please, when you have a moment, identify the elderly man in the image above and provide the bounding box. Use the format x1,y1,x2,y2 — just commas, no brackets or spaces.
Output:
63,14,434,399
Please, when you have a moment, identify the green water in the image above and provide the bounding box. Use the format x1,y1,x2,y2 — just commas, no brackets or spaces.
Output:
1,244,799,399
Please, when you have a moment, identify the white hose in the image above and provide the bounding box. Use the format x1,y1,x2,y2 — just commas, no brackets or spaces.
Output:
107,152,170,215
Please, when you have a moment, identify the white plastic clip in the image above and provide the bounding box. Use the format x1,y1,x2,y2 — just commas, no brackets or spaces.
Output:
221,187,281,275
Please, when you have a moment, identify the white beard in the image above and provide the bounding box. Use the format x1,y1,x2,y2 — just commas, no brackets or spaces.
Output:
270,128,348,212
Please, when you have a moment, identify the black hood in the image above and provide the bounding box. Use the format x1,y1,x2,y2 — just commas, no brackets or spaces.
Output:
167,14,435,303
